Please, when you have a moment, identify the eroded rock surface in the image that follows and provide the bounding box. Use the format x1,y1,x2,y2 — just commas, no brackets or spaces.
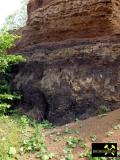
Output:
12,36,120,125
13,0,120,51
11,0,120,125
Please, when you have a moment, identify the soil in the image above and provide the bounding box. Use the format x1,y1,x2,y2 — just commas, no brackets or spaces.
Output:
21,108,120,160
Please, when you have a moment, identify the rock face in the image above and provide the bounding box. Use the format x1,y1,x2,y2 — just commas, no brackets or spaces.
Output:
12,36,120,125
12,0,120,125
112,0,120,30
14,0,120,51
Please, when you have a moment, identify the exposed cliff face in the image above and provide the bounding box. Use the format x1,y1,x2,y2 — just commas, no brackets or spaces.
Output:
12,0,120,125
14,0,120,51
12,36,120,125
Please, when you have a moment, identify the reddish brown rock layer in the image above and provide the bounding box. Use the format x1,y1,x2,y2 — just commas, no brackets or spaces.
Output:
27,0,53,18
112,0,120,31
14,0,120,50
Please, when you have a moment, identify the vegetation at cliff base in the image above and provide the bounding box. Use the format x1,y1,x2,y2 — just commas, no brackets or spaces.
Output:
0,31,25,114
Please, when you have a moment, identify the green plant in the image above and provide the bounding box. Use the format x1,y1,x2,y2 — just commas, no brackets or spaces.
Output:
90,134,97,142
41,120,55,129
105,131,113,137
112,124,120,130
79,141,87,149
0,31,25,114
8,147,17,157
79,150,107,160
64,128,72,134
63,148,73,160
20,115,30,126
0,115,24,160
97,114,108,119
99,105,110,114
37,151,55,160
21,125,46,153
21,123,56,160
66,137,81,148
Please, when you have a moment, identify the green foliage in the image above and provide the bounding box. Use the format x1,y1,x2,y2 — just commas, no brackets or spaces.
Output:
63,148,73,160
8,147,17,157
41,120,55,129
66,137,81,148
0,115,23,160
37,151,55,160
90,134,97,142
0,31,25,114
0,31,19,54
21,124,55,160
22,125,46,152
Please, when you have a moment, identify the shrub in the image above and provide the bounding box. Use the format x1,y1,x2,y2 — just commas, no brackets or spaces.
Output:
0,31,25,114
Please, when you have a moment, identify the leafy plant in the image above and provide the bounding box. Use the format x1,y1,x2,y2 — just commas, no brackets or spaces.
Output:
0,31,25,114
79,141,87,149
41,120,55,129
37,151,55,160
63,148,73,160
112,124,120,130
79,150,107,160
8,147,16,157
66,137,81,148
90,134,97,142
21,125,46,152
105,131,113,137
99,105,110,114
64,128,72,134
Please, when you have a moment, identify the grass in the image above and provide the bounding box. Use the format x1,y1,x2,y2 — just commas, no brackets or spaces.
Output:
0,115,24,160
0,114,56,160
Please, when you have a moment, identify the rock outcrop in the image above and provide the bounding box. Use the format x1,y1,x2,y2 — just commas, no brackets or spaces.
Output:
14,0,120,51
12,36,120,125
11,0,120,125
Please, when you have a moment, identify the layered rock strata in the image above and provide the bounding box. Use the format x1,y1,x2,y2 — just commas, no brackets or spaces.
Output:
11,0,120,125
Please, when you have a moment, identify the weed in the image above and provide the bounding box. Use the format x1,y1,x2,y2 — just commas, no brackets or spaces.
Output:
75,118,80,122
21,125,46,152
63,148,73,160
8,147,16,157
20,115,30,126
90,134,97,142
66,137,81,148
41,120,55,129
99,105,110,114
64,128,72,134
79,150,108,160
79,141,87,149
105,131,113,137
112,124,120,130
97,114,108,119
37,151,55,160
